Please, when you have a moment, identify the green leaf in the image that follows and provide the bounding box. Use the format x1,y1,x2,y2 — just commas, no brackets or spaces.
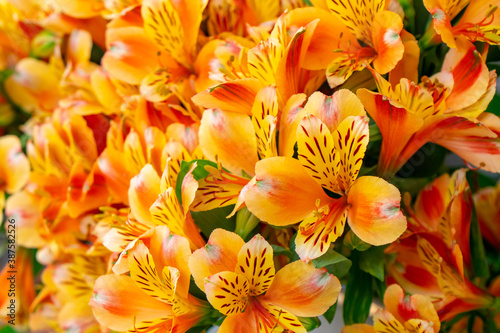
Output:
191,206,236,238
0,326,16,333
303,0,313,6
298,316,321,331
288,233,301,262
312,248,352,279
175,159,220,205
486,93,500,117
271,244,295,260
343,254,373,325
470,203,490,280
359,246,385,281
323,302,338,324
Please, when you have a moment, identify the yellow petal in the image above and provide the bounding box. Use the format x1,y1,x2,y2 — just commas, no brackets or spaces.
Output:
347,176,407,245
297,114,338,193
129,241,176,303
244,157,332,226
191,166,248,212
141,0,188,64
150,188,206,250
235,234,275,296
204,271,249,315
295,198,349,261
332,116,369,192
327,0,385,45
252,86,279,159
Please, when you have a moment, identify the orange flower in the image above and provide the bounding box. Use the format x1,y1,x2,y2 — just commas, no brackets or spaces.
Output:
424,0,500,48
343,284,440,333
325,0,406,87
358,38,499,179
243,91,406,260
91,226,213,332
189,229,341,332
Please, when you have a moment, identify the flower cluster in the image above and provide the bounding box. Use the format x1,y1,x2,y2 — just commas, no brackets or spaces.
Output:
1,0,500,332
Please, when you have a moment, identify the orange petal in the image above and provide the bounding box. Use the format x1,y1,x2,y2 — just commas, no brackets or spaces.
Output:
235,234,275,296
102,26,160,84
90,274,173,332
192,78,264,115
372,10,404,74
303,90,367,133
4,57,60,114
204,271,249,315
347,176,407,246
199,109,258,177
442,38,490,112
263,260,341,317
389,30,420,87
427,116,500,173
0,135,29,194
384,284,441,332
129,164,161,226
244,157,332,226
357,89,424,178
189,229,245,291
5,191,45,248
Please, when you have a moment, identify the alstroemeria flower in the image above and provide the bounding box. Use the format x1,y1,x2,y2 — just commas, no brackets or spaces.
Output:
325,0,406,87
244,90,406,261
358,38,500,179
386,170,495,321
91,226,212,333
343,284,440,333
424,0,500,48
189,229,341,332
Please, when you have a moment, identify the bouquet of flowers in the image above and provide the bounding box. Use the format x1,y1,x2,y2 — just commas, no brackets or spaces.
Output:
0,0,500,332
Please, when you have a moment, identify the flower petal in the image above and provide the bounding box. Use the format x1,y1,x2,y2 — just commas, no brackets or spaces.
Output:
347,176,407,246
332,116,369,192
295,197,349,261
297,114,338,193
129,164,161,226
90,274,173,332
192,78,264,115
235,234,275,296
204,271,249,315
199,109,258,177
189,229,245,291
263,260,341,317
244,157,332,226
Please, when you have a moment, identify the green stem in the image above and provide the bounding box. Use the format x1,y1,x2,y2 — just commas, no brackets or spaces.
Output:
235,208,260,241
